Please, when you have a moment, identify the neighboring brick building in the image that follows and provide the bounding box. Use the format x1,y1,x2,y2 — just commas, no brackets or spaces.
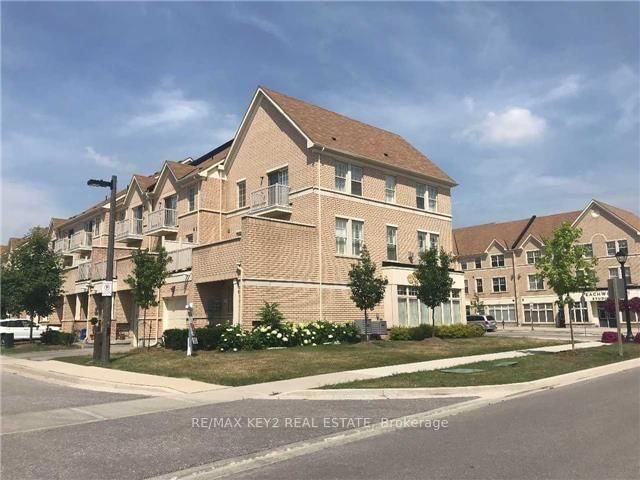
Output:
454,199,640,328
48,86,464,344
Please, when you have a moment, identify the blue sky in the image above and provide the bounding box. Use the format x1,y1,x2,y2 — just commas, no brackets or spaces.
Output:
2,2,639,242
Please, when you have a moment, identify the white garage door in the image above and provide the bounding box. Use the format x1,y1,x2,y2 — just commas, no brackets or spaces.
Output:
163,296,187,331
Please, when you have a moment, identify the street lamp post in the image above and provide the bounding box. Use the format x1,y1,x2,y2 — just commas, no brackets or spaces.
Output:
88,176,117,363
615,249,633,342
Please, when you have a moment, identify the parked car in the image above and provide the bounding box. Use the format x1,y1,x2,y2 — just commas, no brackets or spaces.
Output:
0,318,57,340
466,314,497,332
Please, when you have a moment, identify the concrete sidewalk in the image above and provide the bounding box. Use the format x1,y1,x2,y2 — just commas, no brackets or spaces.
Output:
1,341,604,398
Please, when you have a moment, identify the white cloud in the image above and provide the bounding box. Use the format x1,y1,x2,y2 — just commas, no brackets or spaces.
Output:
83,146,132,171
607,64,639,133
465,107,547,145
125,88,209,132
1,180,65,242
543,74,582,102
228,6,289,45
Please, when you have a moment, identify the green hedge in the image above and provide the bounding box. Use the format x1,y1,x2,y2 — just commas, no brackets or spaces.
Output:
40,330,76,346
388,324,485,341
162,328,188,350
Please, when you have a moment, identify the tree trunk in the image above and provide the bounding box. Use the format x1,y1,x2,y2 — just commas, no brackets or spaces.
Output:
142,308,147,349
29,314,34,343
432,307,436,337
567,298,575,352
364,309,368,342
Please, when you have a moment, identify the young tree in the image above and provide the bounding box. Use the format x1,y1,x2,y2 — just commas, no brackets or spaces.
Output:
125,247,170,349
1,256,23,319
413,247,454,337
536,223,598,351
348,245,388,340
470,293,485,315
1,229,64,341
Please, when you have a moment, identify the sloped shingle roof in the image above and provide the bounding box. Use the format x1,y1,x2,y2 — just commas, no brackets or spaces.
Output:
453,218,533,257
597,200,640,232
260,87,456,186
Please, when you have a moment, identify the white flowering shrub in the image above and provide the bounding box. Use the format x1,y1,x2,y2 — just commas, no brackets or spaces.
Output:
218,325,246,352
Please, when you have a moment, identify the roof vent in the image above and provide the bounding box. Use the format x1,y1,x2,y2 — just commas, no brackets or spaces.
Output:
331,136,337,141
383,153,389,157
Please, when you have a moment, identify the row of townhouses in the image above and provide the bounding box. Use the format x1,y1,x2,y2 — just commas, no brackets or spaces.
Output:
454,200,640,328
44,86,465,344
8,87,638,343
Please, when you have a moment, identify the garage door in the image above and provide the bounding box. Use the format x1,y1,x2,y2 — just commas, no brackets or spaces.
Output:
163,296,187,331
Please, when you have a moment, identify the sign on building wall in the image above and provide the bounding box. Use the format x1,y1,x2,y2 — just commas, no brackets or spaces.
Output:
101,282,113,297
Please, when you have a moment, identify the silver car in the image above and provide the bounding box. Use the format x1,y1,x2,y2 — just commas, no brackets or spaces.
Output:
466,315,497,332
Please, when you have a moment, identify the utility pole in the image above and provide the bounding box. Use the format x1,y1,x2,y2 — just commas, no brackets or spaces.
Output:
88,176,117,363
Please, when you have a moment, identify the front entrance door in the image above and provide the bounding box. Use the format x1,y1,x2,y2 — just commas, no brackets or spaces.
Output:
597,302,617,328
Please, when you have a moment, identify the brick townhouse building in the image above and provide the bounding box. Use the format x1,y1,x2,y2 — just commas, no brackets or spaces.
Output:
47,86,465,344
454,199,640,329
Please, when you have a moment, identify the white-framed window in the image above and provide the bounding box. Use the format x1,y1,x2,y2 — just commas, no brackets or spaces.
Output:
418,231,428,253
526,250,541,265
464,279,469,294
384,176,396,203
476,278,484,293
92,217,101,237
581,243,593,258
570,299,589,323
486,304,516,322
336,218,348,255
417,231,439,252
524,303,554,323
335,162,348,192
491,254,505,267
607,239,627,256
427,185,437,210
528,274,544,290
611,266,632,283
492,277,507,292
335,162,363,196
415,184,438,211
461,261,468,270
397,286,462,327
237,180,246,209
475,257,482,269
387,226,397,260
430,233,439,250
187,186,197,212
416,184,426,210
336,217,364,257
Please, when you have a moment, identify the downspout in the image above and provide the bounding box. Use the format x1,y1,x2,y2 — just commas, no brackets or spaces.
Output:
155,284,160,346
236,263,244,327
317,147,325,321
218,175,223,241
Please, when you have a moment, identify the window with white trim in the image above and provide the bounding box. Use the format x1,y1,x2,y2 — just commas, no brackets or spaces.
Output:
335,162,363,196
570,299,589,323
416,184,426,210
582,243,593,258
461,261,468,270
491,254,505,267
610,266,632,283
336,217,364,257
427,186,437,210
486,304,516,322
418,231,428,253
188,186,197,212
384,176,396,203
492,277,507,292
528,274,544,290
92,217,101,237
526,250,540,265
476,278,484,293
464,280,469,294
607,239,627,256
237,181,246,209
609,267,619,279
475,257,482,269
397,286,461,327
430,233,439,250
524,303,554,323
386,226,397,261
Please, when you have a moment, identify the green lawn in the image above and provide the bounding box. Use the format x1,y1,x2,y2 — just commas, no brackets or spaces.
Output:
328,343,640,389
56,337,563,386
0,342,80,355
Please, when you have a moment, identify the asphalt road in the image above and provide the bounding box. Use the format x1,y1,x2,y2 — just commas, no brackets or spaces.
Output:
0,371,145,416
0,373,468,480
233,367,640,480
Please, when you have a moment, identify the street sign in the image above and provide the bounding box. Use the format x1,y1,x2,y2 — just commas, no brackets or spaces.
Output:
101,282,113,297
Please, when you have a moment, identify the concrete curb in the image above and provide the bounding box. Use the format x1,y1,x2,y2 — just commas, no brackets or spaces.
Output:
275,356,640,400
